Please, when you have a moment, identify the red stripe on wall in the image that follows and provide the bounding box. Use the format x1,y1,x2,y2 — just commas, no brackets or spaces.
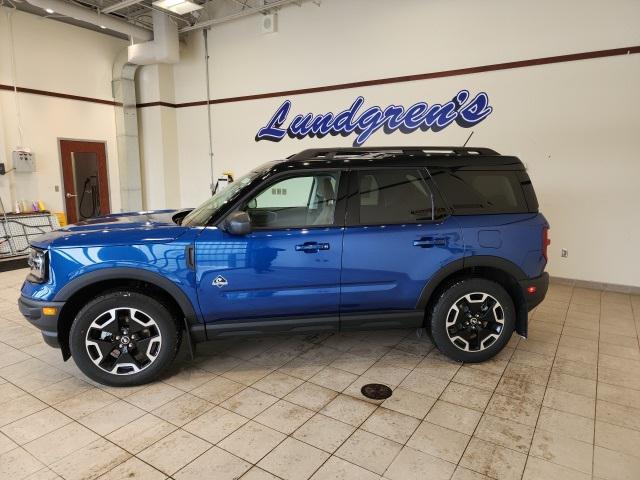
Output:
135,101,178,108
1,45,638,109
142,45,640,109
0,84,120,106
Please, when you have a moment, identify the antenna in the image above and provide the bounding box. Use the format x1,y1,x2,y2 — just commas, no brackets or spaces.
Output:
462,131,474,147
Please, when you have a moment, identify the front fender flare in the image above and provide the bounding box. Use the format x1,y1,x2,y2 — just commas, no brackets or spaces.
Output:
53,267,199,323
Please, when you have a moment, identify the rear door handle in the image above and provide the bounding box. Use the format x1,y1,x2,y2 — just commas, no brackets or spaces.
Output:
295,242,330,253
413,237,447,248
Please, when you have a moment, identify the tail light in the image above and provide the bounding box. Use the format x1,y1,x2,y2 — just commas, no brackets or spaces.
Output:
542,226,550,262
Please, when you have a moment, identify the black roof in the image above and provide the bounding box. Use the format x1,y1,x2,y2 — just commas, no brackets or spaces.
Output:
276,147,524,170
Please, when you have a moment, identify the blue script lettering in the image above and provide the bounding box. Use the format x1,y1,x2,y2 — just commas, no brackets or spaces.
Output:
355,106,385,145
256,100,290,141
331,97,363,133
289,114,315,137
255,90,493,146
457,92,493,127
400,102,428,130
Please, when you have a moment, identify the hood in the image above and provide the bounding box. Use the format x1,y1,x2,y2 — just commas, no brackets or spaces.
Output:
30,210,191,249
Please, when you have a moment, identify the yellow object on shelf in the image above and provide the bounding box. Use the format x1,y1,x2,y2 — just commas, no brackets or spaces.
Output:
55,212,67,226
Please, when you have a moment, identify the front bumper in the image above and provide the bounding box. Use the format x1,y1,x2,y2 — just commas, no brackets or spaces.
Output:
519,272,549,311
18,295,65,348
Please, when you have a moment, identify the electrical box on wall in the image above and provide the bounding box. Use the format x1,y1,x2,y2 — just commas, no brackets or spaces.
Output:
12,149,36,172
261,13,277,34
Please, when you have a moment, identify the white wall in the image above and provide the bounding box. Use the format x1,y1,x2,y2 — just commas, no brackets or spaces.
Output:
5,0,637,287
168,56,640,288
0,8,127,215
136,0,640,287
174,0,639,100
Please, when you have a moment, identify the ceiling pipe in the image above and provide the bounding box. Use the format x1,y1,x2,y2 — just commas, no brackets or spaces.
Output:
180,0,309,33
128,9,179,64
24,0,152,40
101,0,145,14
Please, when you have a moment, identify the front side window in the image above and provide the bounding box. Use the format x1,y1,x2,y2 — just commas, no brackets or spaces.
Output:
356,169,440,224
182,168,268,226
244,172,340,229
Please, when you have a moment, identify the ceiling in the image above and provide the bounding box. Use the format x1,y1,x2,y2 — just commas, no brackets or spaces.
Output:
8,0,292,39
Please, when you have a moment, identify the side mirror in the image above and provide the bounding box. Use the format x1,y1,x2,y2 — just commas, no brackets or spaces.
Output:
225,211,251,235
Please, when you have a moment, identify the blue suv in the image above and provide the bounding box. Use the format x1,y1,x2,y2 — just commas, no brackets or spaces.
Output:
19,147,549,386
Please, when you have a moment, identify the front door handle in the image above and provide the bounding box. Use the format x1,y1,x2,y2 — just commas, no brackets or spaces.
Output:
65,192,77,198
414,237,447,248
295,242,330,253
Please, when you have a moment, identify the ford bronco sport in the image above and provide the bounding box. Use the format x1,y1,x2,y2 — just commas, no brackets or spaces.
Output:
19,147,549,386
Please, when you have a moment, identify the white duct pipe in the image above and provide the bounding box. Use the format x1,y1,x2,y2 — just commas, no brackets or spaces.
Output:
127,9,179,65
24,0,152,41
112,50,143,212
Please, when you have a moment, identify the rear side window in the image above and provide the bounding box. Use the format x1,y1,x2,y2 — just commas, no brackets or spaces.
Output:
356,169,443,224
430,169,531,214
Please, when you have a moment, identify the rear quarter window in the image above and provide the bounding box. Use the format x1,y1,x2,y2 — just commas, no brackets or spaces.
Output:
431,169,533,214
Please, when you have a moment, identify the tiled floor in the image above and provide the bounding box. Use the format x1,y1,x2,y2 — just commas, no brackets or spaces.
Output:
1,268,639,480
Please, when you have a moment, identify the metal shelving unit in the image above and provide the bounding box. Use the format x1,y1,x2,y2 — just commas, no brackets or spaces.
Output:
0,198,60,259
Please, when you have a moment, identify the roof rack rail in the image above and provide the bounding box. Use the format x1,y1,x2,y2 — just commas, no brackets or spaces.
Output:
289,146,499,160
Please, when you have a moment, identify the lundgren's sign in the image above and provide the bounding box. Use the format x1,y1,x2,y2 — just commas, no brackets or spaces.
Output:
256,90,493,146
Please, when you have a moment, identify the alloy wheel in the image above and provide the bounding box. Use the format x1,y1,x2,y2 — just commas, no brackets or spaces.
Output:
85,307,162,375
445,292,505,352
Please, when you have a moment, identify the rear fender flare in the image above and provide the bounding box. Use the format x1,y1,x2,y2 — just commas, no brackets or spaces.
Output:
416,256,527,310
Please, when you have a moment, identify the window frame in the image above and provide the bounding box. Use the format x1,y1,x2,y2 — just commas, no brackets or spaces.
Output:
219,168,348,232
345,167,449,227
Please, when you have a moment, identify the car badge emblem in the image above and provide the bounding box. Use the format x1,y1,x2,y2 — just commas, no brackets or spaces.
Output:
213,275,228,288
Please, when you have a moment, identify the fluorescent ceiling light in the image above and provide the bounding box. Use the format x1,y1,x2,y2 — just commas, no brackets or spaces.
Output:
152,0,203,15
45,8,55,14
157,0,184,7
100,25,107,29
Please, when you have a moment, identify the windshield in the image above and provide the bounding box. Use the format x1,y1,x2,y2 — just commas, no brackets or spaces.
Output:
181,170,263,226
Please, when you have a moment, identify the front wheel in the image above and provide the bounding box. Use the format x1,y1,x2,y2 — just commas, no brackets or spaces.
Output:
69,291,180,386
430,278,515,363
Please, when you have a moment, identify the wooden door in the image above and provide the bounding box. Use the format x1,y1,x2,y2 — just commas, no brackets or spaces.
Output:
59,140,110,224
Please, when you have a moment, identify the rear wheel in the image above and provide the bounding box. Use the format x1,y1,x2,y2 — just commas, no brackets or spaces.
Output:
430,278,515,363
69,291,180,386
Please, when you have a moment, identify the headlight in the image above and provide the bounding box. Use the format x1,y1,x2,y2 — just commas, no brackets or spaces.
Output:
27,247,48,283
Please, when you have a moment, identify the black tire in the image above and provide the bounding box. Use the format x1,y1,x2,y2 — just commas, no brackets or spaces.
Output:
430,278,515,363
69,291,181,386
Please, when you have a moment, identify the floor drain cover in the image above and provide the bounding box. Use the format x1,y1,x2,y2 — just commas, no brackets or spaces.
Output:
361,383,393,400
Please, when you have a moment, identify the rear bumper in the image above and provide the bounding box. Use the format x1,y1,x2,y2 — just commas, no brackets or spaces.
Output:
519,272,549,311
18,295,64,348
